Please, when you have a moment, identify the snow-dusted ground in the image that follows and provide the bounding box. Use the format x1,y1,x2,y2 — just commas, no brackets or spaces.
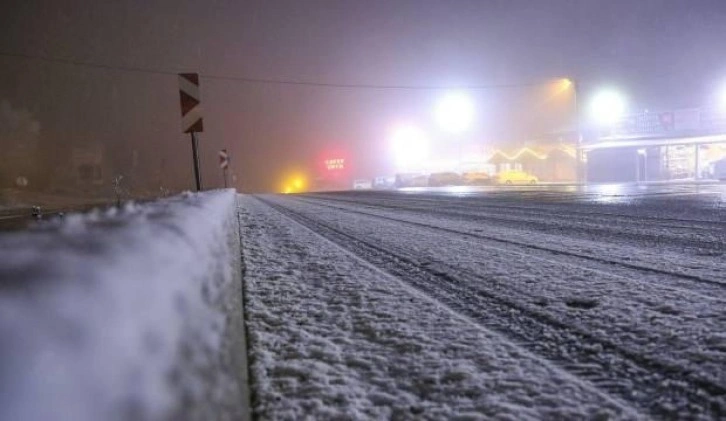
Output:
241,191,726,419
239,195,639,420
4,187,721,419
0,190,248,421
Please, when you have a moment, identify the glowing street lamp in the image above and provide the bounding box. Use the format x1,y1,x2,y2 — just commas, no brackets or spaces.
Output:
434,92,475,134
389,124,430,171
589,89,627,127
717,82,726,113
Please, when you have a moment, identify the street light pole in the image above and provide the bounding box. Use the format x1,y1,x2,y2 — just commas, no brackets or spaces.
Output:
573,79,586,185
434,92,475,173
190,131,202,191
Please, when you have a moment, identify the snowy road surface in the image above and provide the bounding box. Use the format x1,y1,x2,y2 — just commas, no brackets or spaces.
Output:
238,190,726,420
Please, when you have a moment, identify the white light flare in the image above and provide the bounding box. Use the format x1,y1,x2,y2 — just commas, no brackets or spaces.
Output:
434,92,475,134
718,82,726,113
389,124,430,171
589,89,627,127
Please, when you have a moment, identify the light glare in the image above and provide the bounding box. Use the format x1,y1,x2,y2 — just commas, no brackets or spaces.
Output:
589,90,626,127
435,92,475,134
390,124,430,170
718,83,726,113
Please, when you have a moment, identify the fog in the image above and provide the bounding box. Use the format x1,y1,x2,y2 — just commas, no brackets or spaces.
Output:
1,0,725,200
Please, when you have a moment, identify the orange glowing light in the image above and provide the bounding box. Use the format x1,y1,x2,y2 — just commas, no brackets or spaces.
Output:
281,173,307,194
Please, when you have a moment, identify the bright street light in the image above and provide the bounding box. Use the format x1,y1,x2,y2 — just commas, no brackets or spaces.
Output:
389,124,430,170
718,82,726,113
434,92,475,134
589,89,626,127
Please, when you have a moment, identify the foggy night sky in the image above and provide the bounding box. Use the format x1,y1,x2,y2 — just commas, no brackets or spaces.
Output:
2,0,726,193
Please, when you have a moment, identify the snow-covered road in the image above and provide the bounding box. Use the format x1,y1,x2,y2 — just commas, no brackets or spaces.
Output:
239,191,726,420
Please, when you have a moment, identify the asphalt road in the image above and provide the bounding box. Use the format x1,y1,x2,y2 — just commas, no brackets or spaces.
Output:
256,187,726,418
396,182,726,205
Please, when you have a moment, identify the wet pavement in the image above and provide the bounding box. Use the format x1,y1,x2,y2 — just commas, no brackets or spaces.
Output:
396,182,726,207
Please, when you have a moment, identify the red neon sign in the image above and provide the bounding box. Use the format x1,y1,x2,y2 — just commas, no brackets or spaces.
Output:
325,158,345,171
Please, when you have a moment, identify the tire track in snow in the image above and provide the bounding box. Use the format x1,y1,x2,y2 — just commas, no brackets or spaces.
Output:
241,196,640,419
296,196,726,293
305,193,726,254
258,195,726,419
306,192,725,227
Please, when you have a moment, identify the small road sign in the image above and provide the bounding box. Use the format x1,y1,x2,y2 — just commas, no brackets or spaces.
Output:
219,149,229,169
178,73,203,133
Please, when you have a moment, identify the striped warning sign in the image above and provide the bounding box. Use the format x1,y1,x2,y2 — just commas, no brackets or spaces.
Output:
178,73,203,133
219,149,229,169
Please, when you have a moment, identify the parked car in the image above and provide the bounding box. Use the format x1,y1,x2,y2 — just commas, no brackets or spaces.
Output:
462,171,492,185
495,170,538,185
372,176,396,189
428,172,463,187
395,173,428,188
352,179,372,190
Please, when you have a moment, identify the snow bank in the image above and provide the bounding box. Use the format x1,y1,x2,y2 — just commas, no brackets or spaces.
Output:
0,190,249,421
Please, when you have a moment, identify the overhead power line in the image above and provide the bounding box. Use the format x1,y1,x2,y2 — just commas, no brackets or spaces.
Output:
0,50,555,90
0,51,178,76
201,73,549,90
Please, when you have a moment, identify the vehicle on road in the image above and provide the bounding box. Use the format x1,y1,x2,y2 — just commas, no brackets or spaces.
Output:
462,171,492,185
372,176,396,189
495,170,538,185
352,179,372,190
428,172,463,187
395,173,428,188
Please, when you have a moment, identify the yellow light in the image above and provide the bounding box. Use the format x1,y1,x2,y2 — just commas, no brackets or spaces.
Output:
551,78,573,95
542,78,575,101
280,173,307,194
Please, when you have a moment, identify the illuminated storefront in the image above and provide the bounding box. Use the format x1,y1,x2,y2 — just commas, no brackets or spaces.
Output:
487,145,577,182
584,107,726,182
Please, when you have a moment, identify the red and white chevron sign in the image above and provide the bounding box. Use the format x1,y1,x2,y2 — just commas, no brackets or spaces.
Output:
178,73,203,133
219,149,229,169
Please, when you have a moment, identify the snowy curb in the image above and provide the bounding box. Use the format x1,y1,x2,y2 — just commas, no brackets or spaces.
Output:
0,189,250,421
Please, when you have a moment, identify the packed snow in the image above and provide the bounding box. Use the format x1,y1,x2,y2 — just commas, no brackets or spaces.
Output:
240,190,726,419
3,187,723,420
0,189,248,421
238,195,638,420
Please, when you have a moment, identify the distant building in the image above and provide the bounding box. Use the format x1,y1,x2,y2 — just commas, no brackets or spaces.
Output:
583,107,726,182
50,144,111,196
487,144,577,182
0,100,41,189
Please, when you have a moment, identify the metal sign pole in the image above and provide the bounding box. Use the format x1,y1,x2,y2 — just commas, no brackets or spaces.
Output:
223,167,228,188
178,73,204,192
191,131,202,191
